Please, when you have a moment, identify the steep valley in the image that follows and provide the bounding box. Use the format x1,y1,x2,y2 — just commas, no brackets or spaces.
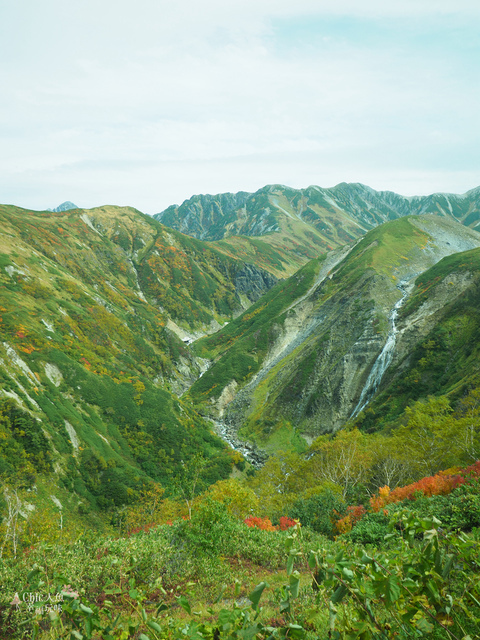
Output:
188,215,480,451
2,193,480,521
0,203,278,509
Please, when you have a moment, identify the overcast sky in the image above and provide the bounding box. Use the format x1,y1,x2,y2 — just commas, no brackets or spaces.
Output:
1,0,479,214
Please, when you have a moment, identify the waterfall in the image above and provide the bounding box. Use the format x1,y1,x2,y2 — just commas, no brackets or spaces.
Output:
351,282,409,418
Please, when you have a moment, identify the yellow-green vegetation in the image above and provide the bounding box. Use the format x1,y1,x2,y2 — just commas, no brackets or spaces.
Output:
212,216,339,279
211,236,299,279
0,203,281,513
187,257,324,410
332,216,429,285
1,469,479,639
1,377,480,638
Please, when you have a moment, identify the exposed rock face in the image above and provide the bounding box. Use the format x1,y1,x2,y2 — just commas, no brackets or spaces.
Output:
155,182,480,242
234,263,278,302
44,363,63,387
211,216,480,441
156,192,251,240
224,270,389,436
48,201,78,212
390,271,476,381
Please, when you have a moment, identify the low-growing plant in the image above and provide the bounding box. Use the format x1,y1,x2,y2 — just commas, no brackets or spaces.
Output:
289,512,480,638
341,511,390,545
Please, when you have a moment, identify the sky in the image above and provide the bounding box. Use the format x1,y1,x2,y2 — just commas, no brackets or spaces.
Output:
1,0,479,214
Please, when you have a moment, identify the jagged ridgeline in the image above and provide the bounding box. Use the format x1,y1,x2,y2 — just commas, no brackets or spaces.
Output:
0,204,277,508
188,215,480,451
155,183,480,278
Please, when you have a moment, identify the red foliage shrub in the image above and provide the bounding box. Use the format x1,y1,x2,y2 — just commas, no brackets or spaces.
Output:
244,516,297,531
244,516,277,531
370,461,480,512
278,516,297,531
336,505,367,534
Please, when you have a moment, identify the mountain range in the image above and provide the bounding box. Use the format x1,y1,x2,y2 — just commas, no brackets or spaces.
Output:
188,214,480,451
155,183,480,278
0,203,277,508
2,181,480,513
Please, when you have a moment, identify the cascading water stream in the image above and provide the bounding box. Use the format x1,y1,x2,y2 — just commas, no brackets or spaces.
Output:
351,282,410,419
210,419,265,467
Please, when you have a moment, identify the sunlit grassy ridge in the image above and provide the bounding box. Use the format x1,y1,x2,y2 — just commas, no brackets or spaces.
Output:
355,247,480,433
187,256,324,409
0,203,281,511
332,216,429,285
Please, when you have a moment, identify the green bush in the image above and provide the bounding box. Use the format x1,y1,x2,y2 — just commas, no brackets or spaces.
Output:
344,512,390,545
169,498,234,555
288,490,346,538
399,482,480,531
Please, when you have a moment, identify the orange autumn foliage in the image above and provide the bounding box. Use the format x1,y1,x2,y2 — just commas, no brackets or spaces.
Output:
336,505,367,534
244,516,297,532
370,460,480,512
244,516,277,531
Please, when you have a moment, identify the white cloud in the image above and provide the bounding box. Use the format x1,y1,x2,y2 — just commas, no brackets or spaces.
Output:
0,0,479,212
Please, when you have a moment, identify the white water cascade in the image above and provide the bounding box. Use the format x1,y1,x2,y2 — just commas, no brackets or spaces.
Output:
210,419,265,467
351,282,410,418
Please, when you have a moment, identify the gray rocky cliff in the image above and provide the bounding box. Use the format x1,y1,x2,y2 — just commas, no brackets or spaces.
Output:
234,263,279,302
216,216,480,441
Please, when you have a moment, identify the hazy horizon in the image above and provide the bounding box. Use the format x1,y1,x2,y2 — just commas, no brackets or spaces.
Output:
1,0,479,214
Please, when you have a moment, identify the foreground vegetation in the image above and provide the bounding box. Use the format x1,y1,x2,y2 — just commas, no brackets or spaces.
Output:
2,440,480,640
1,461,480,639
2,204,480,637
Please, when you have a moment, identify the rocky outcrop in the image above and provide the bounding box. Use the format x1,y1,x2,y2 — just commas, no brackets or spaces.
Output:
48,201,78,212
213,216,480,442
155,182,480,243
234,263,278,302
155,192,251,240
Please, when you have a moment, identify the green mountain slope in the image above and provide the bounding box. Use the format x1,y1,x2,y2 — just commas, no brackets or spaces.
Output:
354,246,480,433
155,183,480,278
0,204,277,509
186,215,480,451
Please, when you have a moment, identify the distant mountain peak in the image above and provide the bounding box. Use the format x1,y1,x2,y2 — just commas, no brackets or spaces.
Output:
48,201,78,212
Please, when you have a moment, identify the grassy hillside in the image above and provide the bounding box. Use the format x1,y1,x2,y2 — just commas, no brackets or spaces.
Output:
0,203,280,513
187,256,325,412
185,216,480,451
354,247,480,433
187,217,430,416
